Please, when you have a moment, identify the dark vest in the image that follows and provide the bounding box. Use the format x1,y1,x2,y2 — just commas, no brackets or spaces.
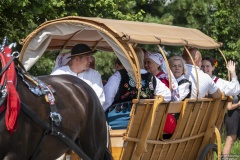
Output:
112,69,156,105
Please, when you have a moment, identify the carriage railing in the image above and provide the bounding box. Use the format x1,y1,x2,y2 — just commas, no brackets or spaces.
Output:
110,94,228,160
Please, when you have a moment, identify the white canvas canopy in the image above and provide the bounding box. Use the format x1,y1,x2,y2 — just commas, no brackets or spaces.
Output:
19,16,222,87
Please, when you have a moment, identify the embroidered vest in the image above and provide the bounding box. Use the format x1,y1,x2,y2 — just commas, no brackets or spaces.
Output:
112,69,156,105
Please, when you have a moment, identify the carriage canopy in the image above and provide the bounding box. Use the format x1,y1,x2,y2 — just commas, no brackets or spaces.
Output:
19,16,221,87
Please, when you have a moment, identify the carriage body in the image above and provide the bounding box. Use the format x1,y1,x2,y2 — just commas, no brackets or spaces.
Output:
19,16,229,160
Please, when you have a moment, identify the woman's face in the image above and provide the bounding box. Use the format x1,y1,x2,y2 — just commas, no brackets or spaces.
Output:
201,60,214,77
170,59,184,79
144,58,160,75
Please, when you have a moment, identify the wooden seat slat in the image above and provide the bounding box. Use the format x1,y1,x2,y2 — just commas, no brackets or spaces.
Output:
110,95,228,160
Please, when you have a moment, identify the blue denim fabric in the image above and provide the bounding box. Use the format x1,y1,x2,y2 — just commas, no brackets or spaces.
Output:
106,102,132,129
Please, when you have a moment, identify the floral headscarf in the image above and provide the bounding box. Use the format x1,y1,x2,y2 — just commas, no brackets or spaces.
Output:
52,52,71,73
146,52,180,101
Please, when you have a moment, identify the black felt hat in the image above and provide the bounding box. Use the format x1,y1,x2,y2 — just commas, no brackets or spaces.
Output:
70,44,96,57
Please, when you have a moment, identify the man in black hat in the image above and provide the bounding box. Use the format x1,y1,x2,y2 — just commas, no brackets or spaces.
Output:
51,43,105,106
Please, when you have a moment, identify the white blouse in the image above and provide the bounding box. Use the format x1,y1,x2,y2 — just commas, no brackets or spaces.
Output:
213,76,240,96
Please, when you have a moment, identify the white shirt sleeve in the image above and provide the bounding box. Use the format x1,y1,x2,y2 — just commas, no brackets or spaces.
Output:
50,66,72,75
103,71,121,111
90,72,105,106
51,67,105,106
207,76,219,95
216,77,240,96
154,77,171,102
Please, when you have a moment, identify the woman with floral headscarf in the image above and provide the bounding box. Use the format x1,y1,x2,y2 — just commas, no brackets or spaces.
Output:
144,52,180,135
201,57,240,157
144,52,180,101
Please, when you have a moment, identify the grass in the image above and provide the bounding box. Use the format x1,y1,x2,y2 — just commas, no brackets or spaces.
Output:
221,138,240,155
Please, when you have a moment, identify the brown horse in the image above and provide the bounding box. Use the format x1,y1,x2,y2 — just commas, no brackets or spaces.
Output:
0,73,110,160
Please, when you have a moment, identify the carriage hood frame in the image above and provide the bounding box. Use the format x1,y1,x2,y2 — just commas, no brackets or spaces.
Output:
19,16,223,98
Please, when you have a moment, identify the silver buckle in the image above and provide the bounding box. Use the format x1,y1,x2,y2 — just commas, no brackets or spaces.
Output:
50,112,62,126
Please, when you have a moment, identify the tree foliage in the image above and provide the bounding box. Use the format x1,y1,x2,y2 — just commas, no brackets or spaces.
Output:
0,0,239,79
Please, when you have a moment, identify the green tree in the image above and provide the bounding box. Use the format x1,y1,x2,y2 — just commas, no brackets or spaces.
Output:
204,0,240,79
0,0,144,76
1,0,239,79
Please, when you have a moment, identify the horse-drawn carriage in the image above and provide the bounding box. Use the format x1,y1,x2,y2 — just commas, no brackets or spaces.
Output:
1,16,230,160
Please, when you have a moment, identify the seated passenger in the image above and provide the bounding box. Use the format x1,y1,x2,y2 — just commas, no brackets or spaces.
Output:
144,52,179,101
51,44,105,106
181,48,222,99
103,47,171,130
201,57,240,96
168,56,191,101
201,57,240,156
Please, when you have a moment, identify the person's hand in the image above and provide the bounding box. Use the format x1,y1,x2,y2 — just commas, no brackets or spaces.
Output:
226,60,235,72
226,60,236,77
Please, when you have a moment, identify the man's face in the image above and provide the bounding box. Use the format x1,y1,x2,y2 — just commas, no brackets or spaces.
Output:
77,54,93,69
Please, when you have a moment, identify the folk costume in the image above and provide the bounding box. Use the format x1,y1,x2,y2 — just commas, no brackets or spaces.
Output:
104,69,171,130
213,77,240,138
51,44,105,106
145,53,180,101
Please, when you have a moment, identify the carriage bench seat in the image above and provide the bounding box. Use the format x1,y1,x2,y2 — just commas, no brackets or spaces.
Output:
110,95,229,160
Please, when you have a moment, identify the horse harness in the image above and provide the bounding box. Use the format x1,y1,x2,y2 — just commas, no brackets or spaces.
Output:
16,65,62,126
0,38,91,160
16,65,91,160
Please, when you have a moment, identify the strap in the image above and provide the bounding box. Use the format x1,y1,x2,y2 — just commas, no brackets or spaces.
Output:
0,55,15,77
15,61,61,126
29,131,47,160
20,101,91,160
178,78,192,99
